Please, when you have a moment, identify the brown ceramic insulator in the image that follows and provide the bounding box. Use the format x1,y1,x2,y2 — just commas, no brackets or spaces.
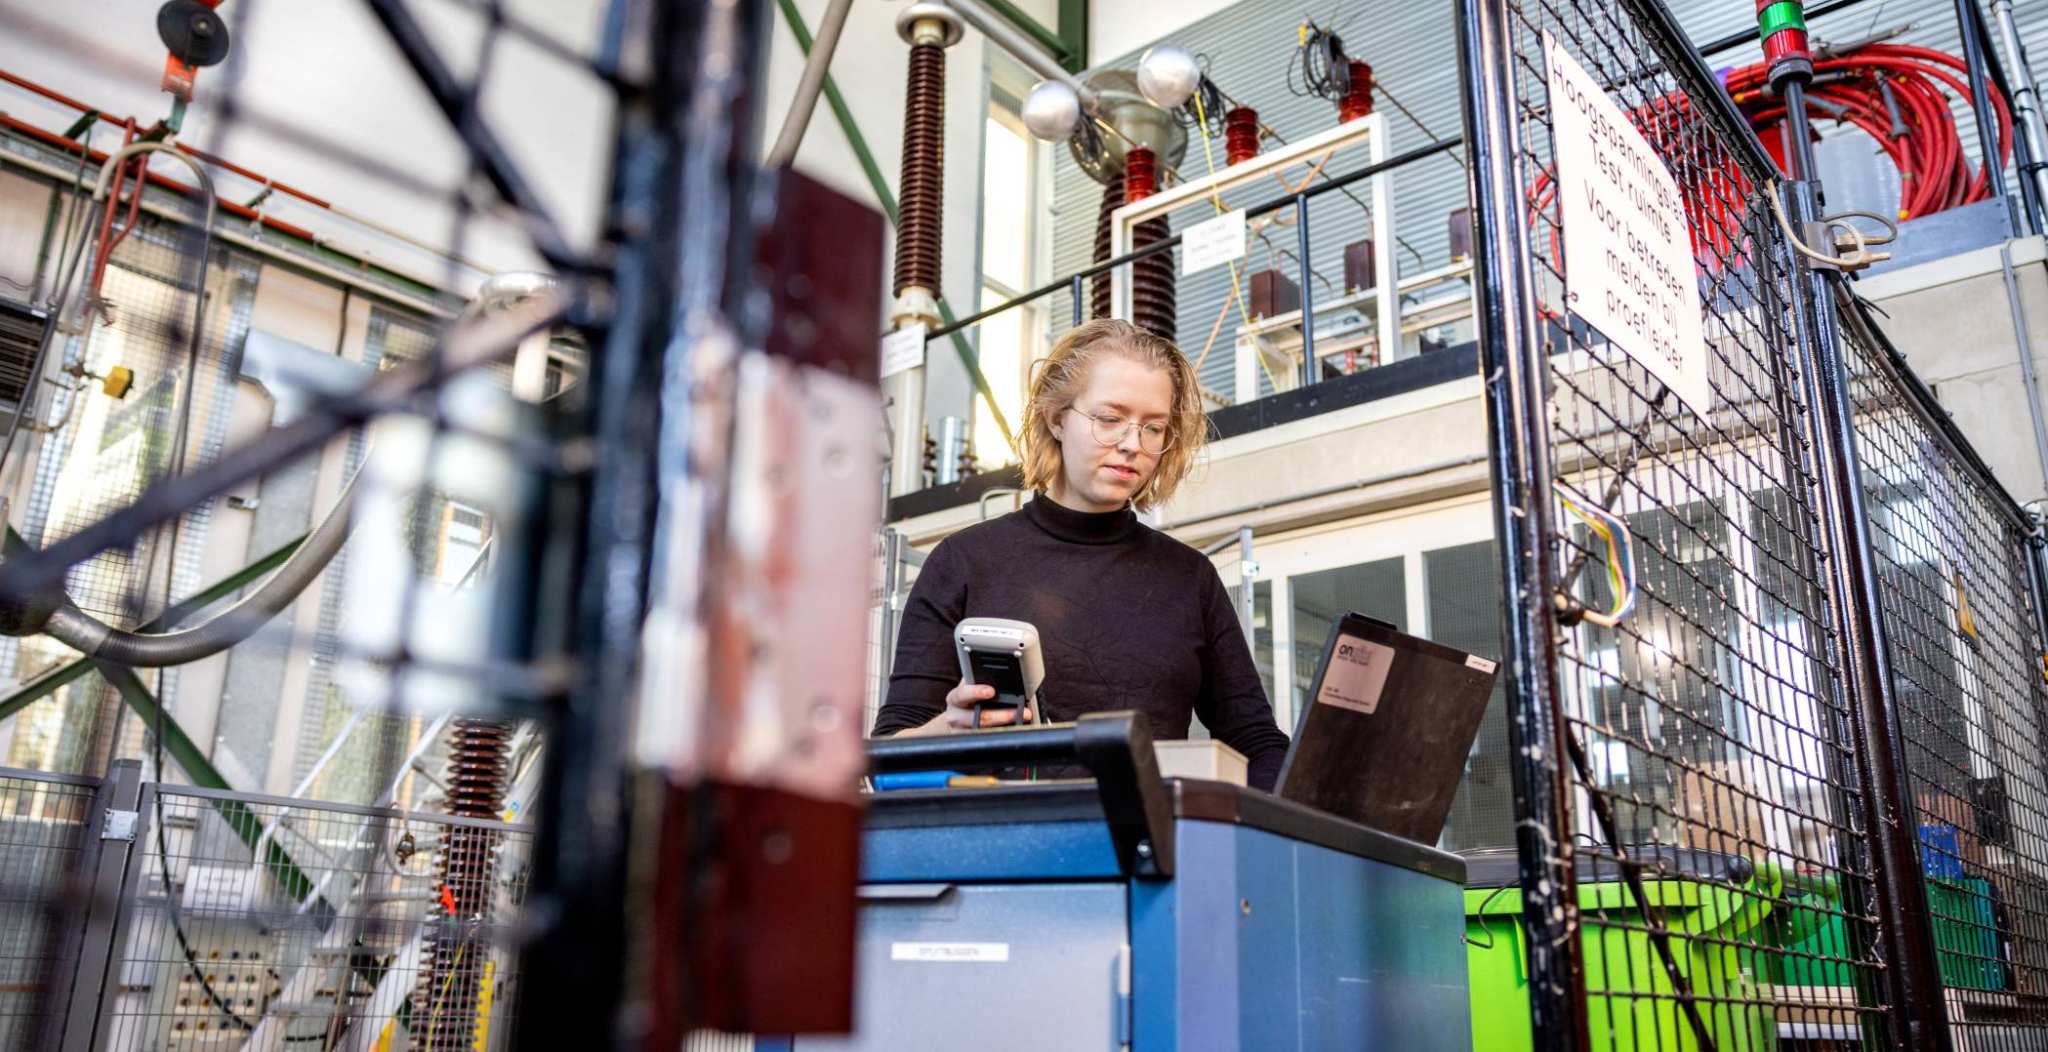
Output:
1090,179,1123,320
1087,180,1177,342
1129,216,1178,343
1225,107,1260,166
1338,60,1375,122
411,717,512,1051
1123,146,1159,203
892,41,946,299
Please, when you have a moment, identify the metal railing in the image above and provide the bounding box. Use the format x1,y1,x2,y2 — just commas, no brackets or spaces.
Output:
0,766,100,1051
887,134,1470,493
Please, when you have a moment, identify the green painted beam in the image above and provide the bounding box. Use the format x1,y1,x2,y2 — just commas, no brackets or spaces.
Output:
982,0,1075,66
774,0,898,225
1057,0,1089,73
771,0,1014,448
96,661,333,913
0,531,306,725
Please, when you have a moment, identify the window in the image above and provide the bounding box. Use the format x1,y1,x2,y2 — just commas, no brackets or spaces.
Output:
1427,540,1511,853
974,101,1041,468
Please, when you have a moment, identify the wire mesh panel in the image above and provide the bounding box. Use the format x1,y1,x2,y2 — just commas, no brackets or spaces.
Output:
1459,0,1898,1047
0,767,96,1051
1838,299,2048,1048
96,785,531,1051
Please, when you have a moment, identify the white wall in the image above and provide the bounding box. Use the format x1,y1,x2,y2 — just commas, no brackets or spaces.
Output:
1088,0,1236,65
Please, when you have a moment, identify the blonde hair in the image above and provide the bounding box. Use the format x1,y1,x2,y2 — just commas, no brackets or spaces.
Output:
1017,319,1207,511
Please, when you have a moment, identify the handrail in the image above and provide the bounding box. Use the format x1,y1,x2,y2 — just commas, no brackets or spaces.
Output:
919,136,1466,343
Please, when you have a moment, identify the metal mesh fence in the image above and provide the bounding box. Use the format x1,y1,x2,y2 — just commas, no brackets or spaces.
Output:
0,767,95,1051
1464,0,2048,1046
1840,299,2048,1048
1463,0,1895,1047
95,785,531,1051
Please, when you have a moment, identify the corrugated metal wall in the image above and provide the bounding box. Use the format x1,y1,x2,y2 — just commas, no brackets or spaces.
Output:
1048,0,2048,400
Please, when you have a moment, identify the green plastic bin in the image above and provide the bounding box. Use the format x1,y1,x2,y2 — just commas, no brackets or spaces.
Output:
1773,874,2005,992
1462,848,1782,1052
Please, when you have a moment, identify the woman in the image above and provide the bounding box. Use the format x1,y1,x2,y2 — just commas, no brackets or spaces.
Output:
871,319,1291,789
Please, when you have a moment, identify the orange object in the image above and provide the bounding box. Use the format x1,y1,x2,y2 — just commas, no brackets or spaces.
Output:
161,54,198,102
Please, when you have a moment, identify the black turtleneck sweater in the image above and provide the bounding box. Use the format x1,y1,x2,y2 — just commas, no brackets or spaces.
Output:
872,496,1291,789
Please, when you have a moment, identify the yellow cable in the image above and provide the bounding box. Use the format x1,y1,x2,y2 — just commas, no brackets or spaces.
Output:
1190,90,1256,334
1558,493,1632,627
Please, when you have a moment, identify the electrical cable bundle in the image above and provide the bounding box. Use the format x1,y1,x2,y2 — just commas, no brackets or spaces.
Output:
1557,488,1637,628
1723,41,2013,220
1169,55,1231,138
1287,21,1352,104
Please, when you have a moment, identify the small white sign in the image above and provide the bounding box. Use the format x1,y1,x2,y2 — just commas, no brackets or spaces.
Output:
891,941,1010,963
881,324,928,380
1465,654,1498,675
1181,209,1247,276
1544,32,1711,414
1316,636,1396,716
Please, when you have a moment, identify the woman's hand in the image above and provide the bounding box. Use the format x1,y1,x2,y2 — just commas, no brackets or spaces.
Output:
912,678,1036,733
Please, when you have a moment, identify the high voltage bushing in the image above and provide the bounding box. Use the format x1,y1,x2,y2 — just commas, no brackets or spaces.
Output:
1120,146,1177,342
1338,60,1375,122
1087,172,1179,342
891,4,963,328
1225,106,1261,166
411,716,512,1051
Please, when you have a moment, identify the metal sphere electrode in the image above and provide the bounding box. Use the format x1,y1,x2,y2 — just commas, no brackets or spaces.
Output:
1136,44,1201,110
1022,79,1083,142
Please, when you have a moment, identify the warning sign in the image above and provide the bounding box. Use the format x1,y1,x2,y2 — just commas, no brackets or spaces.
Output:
1544,32,1711,414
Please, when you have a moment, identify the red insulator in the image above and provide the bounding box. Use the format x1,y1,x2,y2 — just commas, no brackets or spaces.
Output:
1123,146,1159,202
893,41,946,298
1225,107,1260,166
1338,60,1375,122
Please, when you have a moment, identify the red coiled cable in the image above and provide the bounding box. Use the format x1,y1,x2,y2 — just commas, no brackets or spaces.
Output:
1725,42,2013,219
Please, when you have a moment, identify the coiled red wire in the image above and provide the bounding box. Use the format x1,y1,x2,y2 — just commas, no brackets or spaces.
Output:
1520,42,2010,284
1726,42,2013,220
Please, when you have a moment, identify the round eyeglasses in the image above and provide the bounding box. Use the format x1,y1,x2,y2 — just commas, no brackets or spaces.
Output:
1066,406,1174,455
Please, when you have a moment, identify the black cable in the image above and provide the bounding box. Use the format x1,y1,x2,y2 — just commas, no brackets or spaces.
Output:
1172,57,1230,136
1287,22,1349,103
146,691,364,1044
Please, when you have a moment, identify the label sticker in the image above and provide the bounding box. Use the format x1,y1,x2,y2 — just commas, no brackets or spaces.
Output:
881,324,928,380
1543,31,1710,414
1465,654,1498,674
891,942,1010,963
1316,636,1397,715
1181,209,1247,276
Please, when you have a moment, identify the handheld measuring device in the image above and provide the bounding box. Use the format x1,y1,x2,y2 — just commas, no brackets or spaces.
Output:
953,618,1045,726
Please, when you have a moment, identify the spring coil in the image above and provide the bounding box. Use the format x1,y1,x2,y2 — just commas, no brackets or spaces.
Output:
893,41,946,298
411,717,511,1051
1225,107,1260,166
1089,181,1177,342
1339,60,1375,122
